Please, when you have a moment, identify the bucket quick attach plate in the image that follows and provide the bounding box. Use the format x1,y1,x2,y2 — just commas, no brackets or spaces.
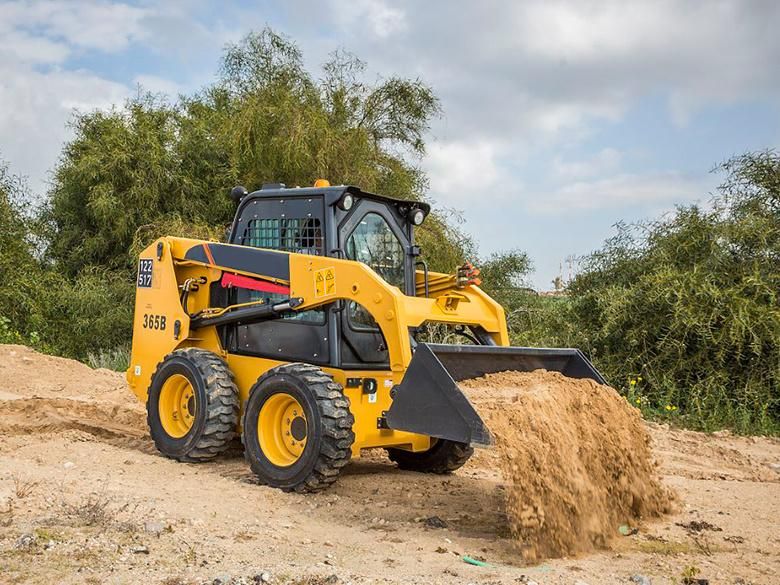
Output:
385,343,606,446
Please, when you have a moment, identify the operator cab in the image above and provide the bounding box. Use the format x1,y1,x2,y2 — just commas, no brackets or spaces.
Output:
224,181,430,369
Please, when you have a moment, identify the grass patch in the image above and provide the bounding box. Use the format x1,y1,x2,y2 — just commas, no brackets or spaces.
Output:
46,487,144,533
85,345,130,372
12,474,39,499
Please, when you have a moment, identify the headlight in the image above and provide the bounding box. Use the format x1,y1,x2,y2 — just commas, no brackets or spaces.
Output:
410,208,425,225
338,193,354,211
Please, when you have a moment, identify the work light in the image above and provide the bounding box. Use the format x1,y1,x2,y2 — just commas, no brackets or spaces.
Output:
339,193,354,211
410,208,425,225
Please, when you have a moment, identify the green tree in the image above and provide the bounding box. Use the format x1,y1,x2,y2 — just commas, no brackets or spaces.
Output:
0,160,44,343
47,28,466,277
567,151,780,433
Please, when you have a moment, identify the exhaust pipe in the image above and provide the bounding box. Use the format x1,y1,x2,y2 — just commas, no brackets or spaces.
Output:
385,343,606,446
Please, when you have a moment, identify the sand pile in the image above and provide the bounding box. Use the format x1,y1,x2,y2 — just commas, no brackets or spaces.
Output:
462,370,673,561
0,344,145,438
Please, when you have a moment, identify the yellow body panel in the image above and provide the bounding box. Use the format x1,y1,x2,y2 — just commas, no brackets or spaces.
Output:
127,236,509,456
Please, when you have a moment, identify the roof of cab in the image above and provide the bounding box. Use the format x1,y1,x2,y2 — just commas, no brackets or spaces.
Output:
240,183,431,214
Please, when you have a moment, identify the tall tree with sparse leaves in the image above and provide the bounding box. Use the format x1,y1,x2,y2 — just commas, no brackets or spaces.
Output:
46,28,465,278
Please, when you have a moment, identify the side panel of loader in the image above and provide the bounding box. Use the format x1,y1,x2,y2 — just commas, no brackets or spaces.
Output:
125,238,223,402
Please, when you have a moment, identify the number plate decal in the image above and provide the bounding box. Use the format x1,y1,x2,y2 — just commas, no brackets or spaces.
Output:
137,259,153,288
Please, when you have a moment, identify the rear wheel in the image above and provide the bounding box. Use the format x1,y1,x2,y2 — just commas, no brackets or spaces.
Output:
386,439,473,474
147,348,239,462
242,363,355,492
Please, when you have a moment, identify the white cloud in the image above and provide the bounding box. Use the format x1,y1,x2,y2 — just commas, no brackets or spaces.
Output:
528,172,709,213
330,0,406,39
0,1,149,56
552,148,622,181
0,1,145,194
424,139,511,204
0,60,129,195
327,0,780,145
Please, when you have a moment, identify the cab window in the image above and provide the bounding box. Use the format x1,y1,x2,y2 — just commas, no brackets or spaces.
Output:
345,213,405,288
345,212,405,329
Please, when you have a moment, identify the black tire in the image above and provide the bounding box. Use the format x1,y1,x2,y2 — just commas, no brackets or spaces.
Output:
242,363,355,493
386,439,473,474
147,348,239,462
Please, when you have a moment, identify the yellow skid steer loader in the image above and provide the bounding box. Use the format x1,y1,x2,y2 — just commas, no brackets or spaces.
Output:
127,181,605,492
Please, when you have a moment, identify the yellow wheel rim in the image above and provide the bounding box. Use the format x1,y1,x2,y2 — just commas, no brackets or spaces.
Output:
258,393,308,467
158,373,196,438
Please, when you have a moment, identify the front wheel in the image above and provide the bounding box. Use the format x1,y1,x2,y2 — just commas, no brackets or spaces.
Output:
242,363,355,492
386,439,473,474
147,348,239,462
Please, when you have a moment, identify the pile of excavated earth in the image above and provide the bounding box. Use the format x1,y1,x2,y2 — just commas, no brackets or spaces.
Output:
0,345,146,440
462,370,674,561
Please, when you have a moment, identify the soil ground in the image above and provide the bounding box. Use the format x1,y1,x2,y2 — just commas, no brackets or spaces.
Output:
0,344,778,585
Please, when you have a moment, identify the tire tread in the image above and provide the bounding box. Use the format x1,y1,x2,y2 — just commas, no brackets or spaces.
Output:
386,440,473,474
147,348,239,462
243,362,355,493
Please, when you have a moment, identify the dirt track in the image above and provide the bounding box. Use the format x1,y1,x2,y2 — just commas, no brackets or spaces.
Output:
0,344,779,584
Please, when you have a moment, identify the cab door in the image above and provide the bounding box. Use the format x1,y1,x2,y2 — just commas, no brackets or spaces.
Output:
337,200,411,368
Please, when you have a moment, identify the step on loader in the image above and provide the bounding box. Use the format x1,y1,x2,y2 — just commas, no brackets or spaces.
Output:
127,181,605,492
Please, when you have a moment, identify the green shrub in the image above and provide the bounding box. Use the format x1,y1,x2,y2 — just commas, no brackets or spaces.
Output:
0,162,48,347
35,268,135,360
566,151,780,434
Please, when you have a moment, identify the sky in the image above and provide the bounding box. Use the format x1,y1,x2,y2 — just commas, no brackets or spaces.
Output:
1,0,779,288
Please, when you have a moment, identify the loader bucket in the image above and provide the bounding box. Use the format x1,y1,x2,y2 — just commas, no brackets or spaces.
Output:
385,343,606,446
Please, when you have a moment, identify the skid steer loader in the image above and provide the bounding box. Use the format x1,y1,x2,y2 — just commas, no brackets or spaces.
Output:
127,181,605,492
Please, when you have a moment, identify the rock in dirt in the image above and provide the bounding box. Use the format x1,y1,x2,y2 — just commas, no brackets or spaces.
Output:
630,575,652,585
676,520,721,533
461,370,674,562
144,520,165,536
130,545,149,554
14,533,36,550
424,515,448,529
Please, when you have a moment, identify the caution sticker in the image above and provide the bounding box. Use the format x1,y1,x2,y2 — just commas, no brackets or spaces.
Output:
314,267,336,298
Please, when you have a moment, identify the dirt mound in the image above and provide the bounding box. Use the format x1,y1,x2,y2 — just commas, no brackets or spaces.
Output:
462,370,674,562
0,344,128,402
0,397,146,438
0,344,144,439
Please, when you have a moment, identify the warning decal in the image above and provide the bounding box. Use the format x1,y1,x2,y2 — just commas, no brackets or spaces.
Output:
314,267,336,298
